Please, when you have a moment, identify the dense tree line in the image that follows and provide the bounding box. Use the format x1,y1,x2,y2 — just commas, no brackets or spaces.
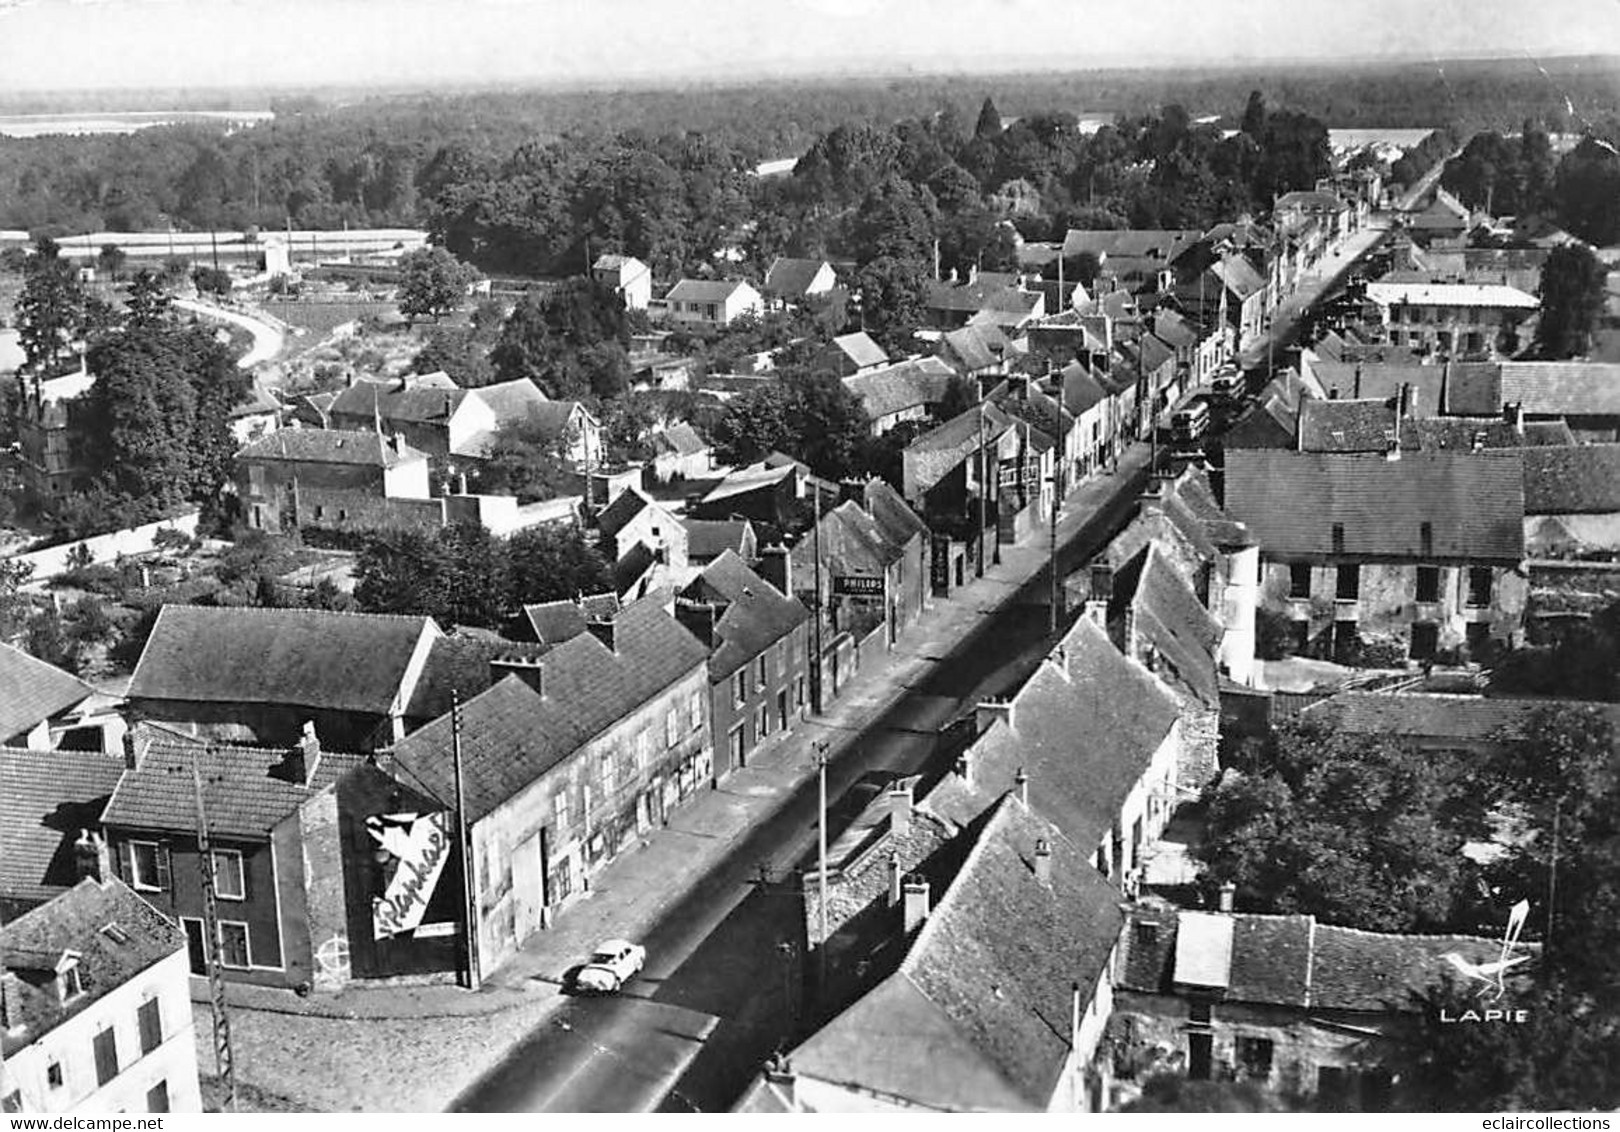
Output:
1441,123,1620,245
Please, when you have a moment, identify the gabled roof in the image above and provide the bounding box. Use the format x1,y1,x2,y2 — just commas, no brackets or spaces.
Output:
685,518,755,562
789,498,909,583
102,740,368,839
1225,389,1300,450
931,618,1179,855
843,357,956,422
230,380,282,420
825,331,889,371
1210,255,1266,301
128,605,436,716
1297,398,1398,453
763,257,833,299
596,486,658,540
404,632,551,724
682,551,808,681
1059,362,1108,415
1275,189,1350,213
1520,444,1620,513
1365,282,1539,310
469,378,550,424
1,747,125,906
791,795,1125,1111
329,377,472,425
386,600,709,822
1500,362,1620,417
861,479,930,547
938,322,1016,373
0,878,185,1055
592,253,647,277
236,428,426,468
904,400,1014,457
665,278,757,304
522,593,620,645
1062,229,1199,262
0,641,94,741
1309,362,1447,416
649,422,708,459
1223,450,1526,562
699,460,796,506
925,272,1022,313
1120,543,1222,707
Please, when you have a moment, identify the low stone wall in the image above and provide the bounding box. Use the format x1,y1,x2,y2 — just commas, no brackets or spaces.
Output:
13,512,200,587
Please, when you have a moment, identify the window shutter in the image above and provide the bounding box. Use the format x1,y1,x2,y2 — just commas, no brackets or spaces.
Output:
117,839,135,884
239,851,252,902
155,844,172,891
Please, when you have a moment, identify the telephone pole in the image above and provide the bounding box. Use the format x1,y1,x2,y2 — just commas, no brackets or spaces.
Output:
192,753,235,1112
452,690,481,991
811,742,830,993
811,486,825,713
1048,459,1063,635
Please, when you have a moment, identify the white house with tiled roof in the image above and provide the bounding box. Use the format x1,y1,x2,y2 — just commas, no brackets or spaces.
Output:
0,878,201,1114
663,278,763,327
591,253,652,310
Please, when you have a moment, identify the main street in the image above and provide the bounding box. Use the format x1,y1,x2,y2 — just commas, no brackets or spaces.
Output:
452,460,1150,1113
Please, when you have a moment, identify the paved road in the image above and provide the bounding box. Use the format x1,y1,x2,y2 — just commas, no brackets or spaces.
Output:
451,467,1149,1113
174,298,285,368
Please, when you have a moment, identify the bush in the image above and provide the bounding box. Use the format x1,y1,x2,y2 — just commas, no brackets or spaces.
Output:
1255,607,1300,661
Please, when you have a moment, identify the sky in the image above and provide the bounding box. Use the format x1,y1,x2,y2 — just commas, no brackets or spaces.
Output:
0,0,1617,94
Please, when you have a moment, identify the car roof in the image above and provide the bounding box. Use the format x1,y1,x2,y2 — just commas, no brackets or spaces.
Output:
595,938,635,951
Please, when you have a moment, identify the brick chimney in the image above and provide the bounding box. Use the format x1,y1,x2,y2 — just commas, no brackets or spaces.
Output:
73,828,110,882
1033,838,1052,884
974,697,1015,735
756,544,792,596
587,615,617,652
888,850,904,907
121,730,150,770
1219,881,1237,912
887,780,914,834
288,719,321,785
902,875,930,935
1015,766,1029,807
490,654,545,696
675,597,721,649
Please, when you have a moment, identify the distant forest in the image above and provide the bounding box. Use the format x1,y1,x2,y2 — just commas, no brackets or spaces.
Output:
1,54,1616,251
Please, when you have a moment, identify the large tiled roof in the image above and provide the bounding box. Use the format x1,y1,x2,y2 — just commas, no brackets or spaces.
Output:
1366,281,1538,309
596,486,655,540
1310,362,1447,415
939,322,1015,373
386,599,709,821
862,479,930,547
469,378,549,424
683,551,808,681
1121,543,1222,707
649,422,708,458
1223,450,1525,562
329,377,470,424
789,500,905,582
1310,922,1526,1012
792,795,1125,1111
0,641,94,741
1,747,125,906
1303,691,1620,744
1297,398,1396,453
1,878,185,1055
903,401,1013,457
666,278,754,303
128,605,435,716
404,632,551,725
1500,362,1620,418
236,428,426,467
1211,256,1266,301
763,257,832,298
932,618,1179,855
686,518,755,562
826,332,889,371
102,740,368,838
1059,363,1107,415
1062,229,1199,262
1519,444,1620,513
843,356,956,422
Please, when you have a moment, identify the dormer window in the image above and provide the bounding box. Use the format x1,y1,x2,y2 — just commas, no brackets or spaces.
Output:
57,954,84,1004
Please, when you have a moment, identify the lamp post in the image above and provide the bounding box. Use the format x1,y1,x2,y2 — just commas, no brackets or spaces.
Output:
811,741,830,993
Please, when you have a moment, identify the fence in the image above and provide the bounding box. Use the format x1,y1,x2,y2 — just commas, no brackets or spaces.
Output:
13,512,200,588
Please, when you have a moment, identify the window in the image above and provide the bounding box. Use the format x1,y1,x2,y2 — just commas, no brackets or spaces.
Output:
218,922,251,969
601,753,617,795
756,704,770,741
47,1061,63,1088
248,465,264,496
212,849,245,901
93,1026,119,1086
146,1081,170,1114
755,655,767,691
795,676,806,708
635,729,652,770
128,841,169,892
58,960,82,1003
138,997,162,1055
1331,523,1345,555
665,710,679,748
1415,565,1440,603
1237,1036,1274,1079
1288,563,1311,599
689,691,702,732
732,670,747,708
1468,567,1493,607
553,790,571,829
1410,622,1439,660
1335,564,1360,600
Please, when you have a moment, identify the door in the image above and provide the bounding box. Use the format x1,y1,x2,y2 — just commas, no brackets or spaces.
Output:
729,723,746,772
511,833,543,942
182,917,208,976
1188,1032,1213,1080
777,689,789,733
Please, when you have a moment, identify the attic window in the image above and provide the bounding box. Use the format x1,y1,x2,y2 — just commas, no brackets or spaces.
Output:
100,923,130,946
57,958,83,1004
1135,920,1159,946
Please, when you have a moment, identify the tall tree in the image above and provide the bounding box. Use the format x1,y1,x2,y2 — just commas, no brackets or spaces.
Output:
1535,244,1606,359
1240,90,1268,136
15,238,89,377
712,368,870,480
489,277,630,399
1553,136,1620,246
397,246,477,323
974,96,1003,141
506,525,615,607
124,269,173,328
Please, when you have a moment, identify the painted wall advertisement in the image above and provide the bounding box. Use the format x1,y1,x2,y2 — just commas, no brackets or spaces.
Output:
368,811,453,939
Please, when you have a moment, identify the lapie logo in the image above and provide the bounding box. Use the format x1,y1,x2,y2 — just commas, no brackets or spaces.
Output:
1439,898,1533,1024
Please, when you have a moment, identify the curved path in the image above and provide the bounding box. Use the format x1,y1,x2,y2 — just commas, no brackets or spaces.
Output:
173,297,285,369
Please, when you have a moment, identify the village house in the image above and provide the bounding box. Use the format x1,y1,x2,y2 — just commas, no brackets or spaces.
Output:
228,380,282,446
384,598,712,975
1272,189,1355,245
590,254,653,310
593,486,689,601
737,794,1125,1113
646,422,711,483
663,279,764,328
1518,444,1620,556
1404,187,1473,247
762,257,838,309
1062,230,1202,297
488,397,602,468
1222,449,1528,662
675,549,810,779
684,518,758,575
0,747,124,920
1362,281,1539,358
842,356,959,436
14,368,94,499
0,878,201,1114
125,605,447,752
810,332,889,378
935,321,1020,382
235,428,438,536
923,271,1046,331
0,642,98,751
327,372,495,461
1111,903,1518,1109
688,458,809,532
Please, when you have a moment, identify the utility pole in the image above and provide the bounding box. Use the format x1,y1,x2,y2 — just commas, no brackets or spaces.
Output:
811,741,830,993
452,691,481,991
192,754,235,1113
1048,459,1063,636
811,485,825,714
977,400,988,578
210,228,220,275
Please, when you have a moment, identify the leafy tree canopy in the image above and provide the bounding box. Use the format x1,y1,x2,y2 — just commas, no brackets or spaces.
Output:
397,245,478,322
712,367,870,480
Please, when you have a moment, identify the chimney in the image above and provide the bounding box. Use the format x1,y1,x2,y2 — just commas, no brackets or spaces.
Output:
490,654,545,696
1033,839,1052,884
954,747,973,786
587,615,617,652
390,431,406,454
674,597,721,649
1219,881,1236,912
839,478,865,507
756,544,792,596
763,1056,798,1109
888,850,904,907
457,472,469,496
121,730,150,770
902,875,930,934
1015,767,1029,807
1511,402,1525,435
285,719,321,785
73,828,109,882
345,370,356,388
887,780,914,834
1353,363,1362,399
974,697,1015,735
1086,562,1113,629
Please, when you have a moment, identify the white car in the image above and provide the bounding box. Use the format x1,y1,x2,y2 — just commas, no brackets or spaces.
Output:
574,938,646,993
